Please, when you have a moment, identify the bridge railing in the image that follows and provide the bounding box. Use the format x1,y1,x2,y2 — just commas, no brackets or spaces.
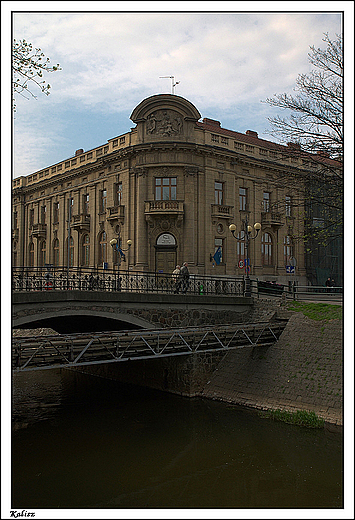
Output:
12,267,245,297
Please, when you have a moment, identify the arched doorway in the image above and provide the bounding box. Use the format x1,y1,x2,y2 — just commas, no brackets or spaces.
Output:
155,233,177,273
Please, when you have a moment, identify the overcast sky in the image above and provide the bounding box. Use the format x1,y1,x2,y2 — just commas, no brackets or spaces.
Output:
7,5,345,178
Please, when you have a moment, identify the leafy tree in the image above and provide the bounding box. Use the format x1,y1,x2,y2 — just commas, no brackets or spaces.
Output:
12,39,61,111
263,34,343,283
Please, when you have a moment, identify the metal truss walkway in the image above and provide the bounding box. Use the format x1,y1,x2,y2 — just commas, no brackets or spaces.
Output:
12,321,286,372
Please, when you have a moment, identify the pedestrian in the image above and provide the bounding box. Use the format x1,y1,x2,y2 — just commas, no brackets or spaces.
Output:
325,277,332,293
180,262,190,293
172,265,181,293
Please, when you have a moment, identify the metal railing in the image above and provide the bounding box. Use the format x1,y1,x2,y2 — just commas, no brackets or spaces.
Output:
11,267,343,301
12,267,245,297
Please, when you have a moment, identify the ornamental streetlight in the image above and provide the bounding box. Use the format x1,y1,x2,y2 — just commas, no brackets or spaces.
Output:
229,217,261,297
110,235,132,291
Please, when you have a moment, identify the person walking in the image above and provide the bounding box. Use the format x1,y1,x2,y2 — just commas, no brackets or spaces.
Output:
172,265,181,293
180,262,190,293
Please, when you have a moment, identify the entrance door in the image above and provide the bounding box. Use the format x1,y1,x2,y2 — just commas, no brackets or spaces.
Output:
155,233,177,273
156,251,176,273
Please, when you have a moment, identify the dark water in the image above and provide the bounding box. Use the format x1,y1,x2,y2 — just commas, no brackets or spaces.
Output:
12,369,343,510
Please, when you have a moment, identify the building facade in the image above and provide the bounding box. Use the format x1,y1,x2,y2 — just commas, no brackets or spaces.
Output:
13,94,315,284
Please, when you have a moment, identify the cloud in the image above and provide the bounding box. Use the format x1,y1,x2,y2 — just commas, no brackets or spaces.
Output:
12,11,342,177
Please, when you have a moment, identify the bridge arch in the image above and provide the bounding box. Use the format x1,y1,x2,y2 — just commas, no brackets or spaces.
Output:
13,306,158,332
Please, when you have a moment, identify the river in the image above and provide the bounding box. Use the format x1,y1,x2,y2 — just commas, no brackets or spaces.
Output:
11,368,343,511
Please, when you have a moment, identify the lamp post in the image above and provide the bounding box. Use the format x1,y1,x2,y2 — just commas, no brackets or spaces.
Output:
229,216,261,297
110,235,132,291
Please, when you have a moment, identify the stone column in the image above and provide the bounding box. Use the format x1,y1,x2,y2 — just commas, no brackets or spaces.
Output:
134,167,149,270
183,166,199,267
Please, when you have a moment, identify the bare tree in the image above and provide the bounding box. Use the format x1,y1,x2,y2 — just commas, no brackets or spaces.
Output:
12,39,61,111
264,33,343,161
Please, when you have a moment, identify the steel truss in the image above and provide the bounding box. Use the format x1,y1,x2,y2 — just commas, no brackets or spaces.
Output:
12,322,286,372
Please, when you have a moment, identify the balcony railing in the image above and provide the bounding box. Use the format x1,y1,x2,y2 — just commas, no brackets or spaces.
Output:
145,200,184,216
71,213,90,232
261,211,283,226
107,205,125,222
31,223,47,238
211,204,234,219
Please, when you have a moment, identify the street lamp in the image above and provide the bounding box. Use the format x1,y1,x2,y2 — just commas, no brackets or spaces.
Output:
229,217,261,297
110,236,132,291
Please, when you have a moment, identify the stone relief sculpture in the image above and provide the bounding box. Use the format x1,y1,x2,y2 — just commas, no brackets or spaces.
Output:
146,110,183,136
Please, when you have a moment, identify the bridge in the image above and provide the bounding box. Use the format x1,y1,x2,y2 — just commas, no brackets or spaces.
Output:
12,321,286,372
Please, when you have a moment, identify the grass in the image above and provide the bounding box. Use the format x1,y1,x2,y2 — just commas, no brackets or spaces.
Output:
261,409,325,428
286,301,342,321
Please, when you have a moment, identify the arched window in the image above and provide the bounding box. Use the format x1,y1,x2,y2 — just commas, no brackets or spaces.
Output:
99,231,107,264
39,241,46,266
29,242,34,266
53,239,59,266
82,234,90,266
261,233,272,266
284,235,293,265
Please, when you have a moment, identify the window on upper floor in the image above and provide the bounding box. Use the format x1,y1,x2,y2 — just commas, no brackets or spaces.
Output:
263,192,270,212
115,183,123,206
83,194,89,215
41,205,46,224
100,189,107,213
155,177,177,201
29,208,34,228
53,202,59,223
239,188,247,211
285,196,292,217
215,181,224,205
211,134,219,143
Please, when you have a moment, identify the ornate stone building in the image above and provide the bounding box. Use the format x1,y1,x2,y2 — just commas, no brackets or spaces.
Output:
12,94,313,284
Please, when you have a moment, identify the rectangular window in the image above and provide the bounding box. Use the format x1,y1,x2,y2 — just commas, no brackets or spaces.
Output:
245,145,254,153
221,137,228,145
115,183,123,205
29,208,34,227
53,202,59,223
100,189,107,213
120,136,126,145
155,177,177,201
215,181,223,205
113,139,118,147
41,205,46,224
239,188,247,211
263,192,270,212
83,194,89,214
13,211,18,229
65,161,70,168
57,164,62,171
80,155,85,163
211,134,219,143
285,196,292,217
96,148,103,157
234,142,244,150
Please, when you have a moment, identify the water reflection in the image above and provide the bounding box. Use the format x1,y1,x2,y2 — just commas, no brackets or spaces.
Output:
12,369,343,509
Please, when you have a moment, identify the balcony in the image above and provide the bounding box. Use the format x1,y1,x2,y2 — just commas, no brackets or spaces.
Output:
145,200,184,216
31,223,47,239
145,200,184,226
211,204,234,219
71,213,90,232
107,205,125,225
261,211,283,227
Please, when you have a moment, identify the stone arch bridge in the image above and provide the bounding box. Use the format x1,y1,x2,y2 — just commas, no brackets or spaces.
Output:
12,291,255,333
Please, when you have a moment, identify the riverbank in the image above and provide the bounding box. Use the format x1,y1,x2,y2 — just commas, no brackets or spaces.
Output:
201,303,343,427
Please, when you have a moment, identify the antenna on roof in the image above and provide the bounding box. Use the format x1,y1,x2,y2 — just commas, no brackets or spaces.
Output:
159,76,180,95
